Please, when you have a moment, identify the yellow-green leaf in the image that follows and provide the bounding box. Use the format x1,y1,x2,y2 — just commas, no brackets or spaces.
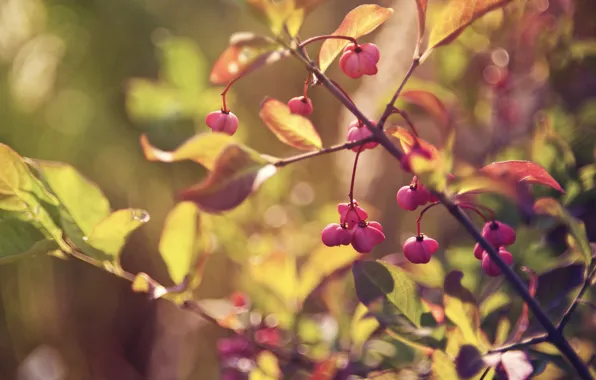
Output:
259,97,322,151
249,251,298,310
85,209,149,260
424,0,513,59
443,271,482,348
159,202,202,285
432,350,458,379
319,4,393,73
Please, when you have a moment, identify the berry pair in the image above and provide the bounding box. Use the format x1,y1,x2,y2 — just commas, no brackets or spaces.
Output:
206,110,239,136
474,221,517,277
396,184,431,211
321,201,385,253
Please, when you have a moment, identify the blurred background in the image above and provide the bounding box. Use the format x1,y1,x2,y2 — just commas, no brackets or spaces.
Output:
0,0,595,379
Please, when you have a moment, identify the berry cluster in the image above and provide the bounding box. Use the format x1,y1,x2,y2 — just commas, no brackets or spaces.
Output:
322,201,385,253
475,221,516,277
205,42,380,137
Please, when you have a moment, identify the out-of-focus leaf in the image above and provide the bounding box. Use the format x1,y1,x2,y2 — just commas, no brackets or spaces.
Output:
385,126,440,159
447,173,526,202
33,161,110,236
455,345,485,379
534,198,592,264
132,272,168,300
210,32,288,85
424,0,513,58
85,209,149,260
350,303,380,352
432,350,458,379
579,164,596,190
392,253,445,288
259,97,322,151
352,260,423,327
401,90,450,128
479,292,510,319
319,4,394,73
158,37,206,94
159,202,203,286
179,145,278,213
443,271,482,348
501,351,533,380
195,298,249,330
249,252,298,309
310,357,337,380
533,263,584,319
0,219,58,263
480,161,564,193
414,0,428,56
251,351,281,380
494,317,511,346
298,244,359,302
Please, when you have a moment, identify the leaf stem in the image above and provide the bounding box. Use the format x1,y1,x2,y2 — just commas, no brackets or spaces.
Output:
221,75,245,112
391,107,420,136
416,202,441,236
349,146,364,204
298,34,358,49
273,137,373,168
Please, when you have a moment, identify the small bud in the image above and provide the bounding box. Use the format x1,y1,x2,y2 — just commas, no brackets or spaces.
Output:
206,110,239,135
339,43,380,79
287,96,314,116
403,235,439,264
481,247,513,277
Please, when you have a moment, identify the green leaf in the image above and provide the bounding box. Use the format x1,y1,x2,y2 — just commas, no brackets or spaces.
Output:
210,33,288,85
352,260,423,327
298,244,358,302
350,303,380,351
33,160,111,237
85,209,150,260
249,252,298,310
0,218,58,263
319,4,394,73
432,350,458,379
259,97,322,151
159,202,203,285
423,0,512,60
179,144,278,213
534,198,592,265
443,271,482,348
158,37,207,94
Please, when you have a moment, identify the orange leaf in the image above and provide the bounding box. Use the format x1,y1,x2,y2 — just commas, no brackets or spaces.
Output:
318,4,393,73
210,33,288,85
425,0,512,55
480,160,564,193
401,90,450,127
259,97,322,151
385,126,440,159
414,0,428,56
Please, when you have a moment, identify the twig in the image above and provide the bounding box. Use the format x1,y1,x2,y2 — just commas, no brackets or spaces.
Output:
558,267,596,332
377,59,420,129
273,137,373,167
488,334,549,354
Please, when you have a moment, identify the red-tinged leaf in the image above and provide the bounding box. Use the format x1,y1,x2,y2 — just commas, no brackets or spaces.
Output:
259,97,322,151
179,145,277,213
319,4,394,73
501,351,533,380
385,126,440,159
424,0,513,57
414,0,428,57
310,358,337,380
480,160,564,193
448,173,529,202
209,32,288,85
140,133,241,170
195,298,249,330
401,90,450,128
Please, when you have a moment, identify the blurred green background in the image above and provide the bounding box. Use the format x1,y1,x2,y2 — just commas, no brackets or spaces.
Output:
1,0,595,379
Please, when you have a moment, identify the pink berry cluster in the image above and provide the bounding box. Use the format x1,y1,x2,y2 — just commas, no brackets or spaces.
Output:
474,221,516,277
321,201,385,253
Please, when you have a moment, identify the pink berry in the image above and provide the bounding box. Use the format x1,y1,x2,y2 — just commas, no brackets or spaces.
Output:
337,201,369,229
351,222,385,253
321,223,352,247
339,43,380,79
287,96,313,116
368,221,383,232
473,243,484,260
206,110,239,135
396,186,419,211
346,119,379,151
481,247,513,277
482,221,516,247
403,235,439,264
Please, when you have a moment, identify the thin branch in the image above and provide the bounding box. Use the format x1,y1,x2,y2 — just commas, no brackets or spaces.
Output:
558,267,596,332
273,137,373,168
298,35,358,49
377,59,420,129
488,334,549,354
